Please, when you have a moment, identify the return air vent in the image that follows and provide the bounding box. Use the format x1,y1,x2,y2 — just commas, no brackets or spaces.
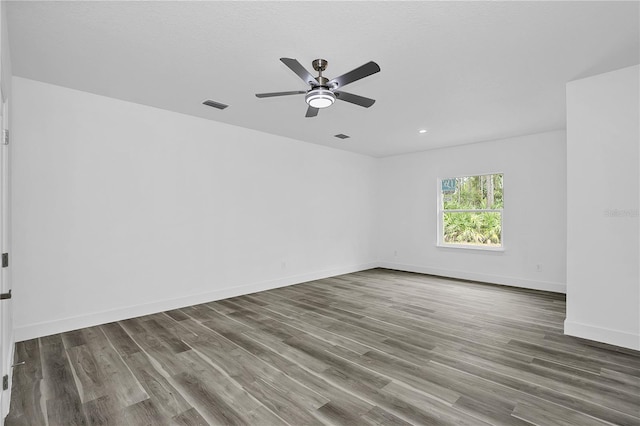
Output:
202,100,229,110
334,134,350,139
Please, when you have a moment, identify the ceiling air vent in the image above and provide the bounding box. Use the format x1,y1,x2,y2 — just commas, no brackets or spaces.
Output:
334,134,350,139
202,99,229,110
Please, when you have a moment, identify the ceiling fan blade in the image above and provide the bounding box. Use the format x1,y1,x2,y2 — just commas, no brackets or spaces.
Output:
255,91,306,98
280,58,319,86
334,91,376,108
328,61,380,89
305,106,319,118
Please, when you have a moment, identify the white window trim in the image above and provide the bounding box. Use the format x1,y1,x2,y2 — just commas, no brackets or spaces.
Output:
436,175,505,251
436,242,505,252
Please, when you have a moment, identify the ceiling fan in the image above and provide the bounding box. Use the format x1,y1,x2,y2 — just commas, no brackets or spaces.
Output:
256,58,381,118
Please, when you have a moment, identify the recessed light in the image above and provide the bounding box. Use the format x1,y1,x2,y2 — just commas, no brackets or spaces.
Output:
419,129,427,134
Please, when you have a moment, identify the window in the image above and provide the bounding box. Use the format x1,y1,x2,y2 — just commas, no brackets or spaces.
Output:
438,173,504,249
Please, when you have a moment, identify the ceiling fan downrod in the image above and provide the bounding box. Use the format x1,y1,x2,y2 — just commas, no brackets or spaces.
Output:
312,58,330,87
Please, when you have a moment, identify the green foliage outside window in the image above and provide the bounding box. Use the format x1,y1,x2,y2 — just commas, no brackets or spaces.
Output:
441,174,503,246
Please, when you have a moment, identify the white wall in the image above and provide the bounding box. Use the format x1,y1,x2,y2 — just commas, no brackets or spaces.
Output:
565,65,639,350
14,71,638,352
1,1,10,101
376,130,567,293
12,77,378,341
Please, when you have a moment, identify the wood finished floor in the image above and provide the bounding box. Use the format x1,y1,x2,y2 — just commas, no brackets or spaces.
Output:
6,269,640,426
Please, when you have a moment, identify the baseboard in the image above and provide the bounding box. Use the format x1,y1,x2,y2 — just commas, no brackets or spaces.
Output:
377,261,566,294
14,262,378,342
564,319,640,351
13,261,567,341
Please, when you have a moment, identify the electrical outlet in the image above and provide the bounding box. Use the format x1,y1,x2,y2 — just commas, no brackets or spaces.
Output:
394,250,398,257
281,262,286,270
536,264,542,272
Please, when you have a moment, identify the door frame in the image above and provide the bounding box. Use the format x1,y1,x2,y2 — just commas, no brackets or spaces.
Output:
0,88,12,420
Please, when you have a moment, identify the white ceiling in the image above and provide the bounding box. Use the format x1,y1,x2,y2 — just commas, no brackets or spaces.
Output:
7,1,639,157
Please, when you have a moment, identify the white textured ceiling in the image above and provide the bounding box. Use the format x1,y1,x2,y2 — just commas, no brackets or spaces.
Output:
7,1,640,157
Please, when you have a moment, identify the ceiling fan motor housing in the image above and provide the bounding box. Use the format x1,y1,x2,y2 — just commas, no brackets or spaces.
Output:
307,59,334,108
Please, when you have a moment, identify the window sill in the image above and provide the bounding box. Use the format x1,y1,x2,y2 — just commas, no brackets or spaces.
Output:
436,243,505,252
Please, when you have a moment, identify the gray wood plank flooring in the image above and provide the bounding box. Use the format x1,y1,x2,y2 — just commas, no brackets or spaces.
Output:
6,269,640,425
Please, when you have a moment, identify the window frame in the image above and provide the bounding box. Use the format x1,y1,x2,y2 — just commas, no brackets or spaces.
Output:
436,173,505,251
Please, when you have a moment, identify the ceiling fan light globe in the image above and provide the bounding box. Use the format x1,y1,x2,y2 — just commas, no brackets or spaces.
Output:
306,88,335,109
